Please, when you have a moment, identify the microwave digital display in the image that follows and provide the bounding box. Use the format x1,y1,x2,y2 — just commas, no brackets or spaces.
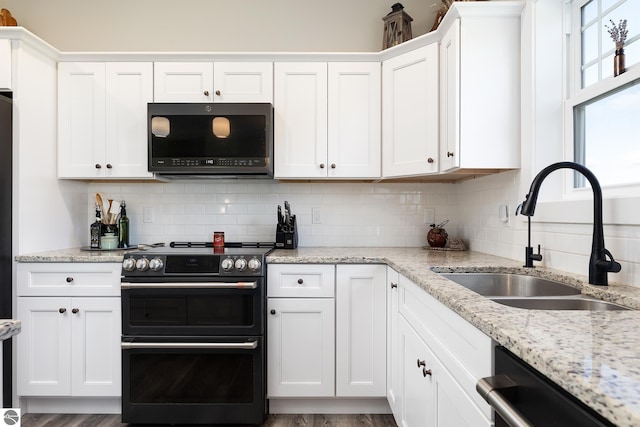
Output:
148,103,273,176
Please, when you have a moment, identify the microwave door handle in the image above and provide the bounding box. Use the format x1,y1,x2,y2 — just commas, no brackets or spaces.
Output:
121,341,259,350
477,375,534,427
121,281,257,290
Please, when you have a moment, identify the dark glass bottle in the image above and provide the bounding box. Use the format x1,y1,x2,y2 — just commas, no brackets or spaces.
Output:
90,203,102,249
118,200,130,248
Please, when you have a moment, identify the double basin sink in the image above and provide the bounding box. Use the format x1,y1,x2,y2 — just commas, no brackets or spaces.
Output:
440,273,630,311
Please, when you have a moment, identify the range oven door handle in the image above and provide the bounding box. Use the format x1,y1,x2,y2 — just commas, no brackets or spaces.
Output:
121,340,259,350
476,375,534,427
121,281,258,290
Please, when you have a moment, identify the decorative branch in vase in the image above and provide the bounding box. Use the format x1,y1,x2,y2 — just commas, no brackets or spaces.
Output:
605,19,628,77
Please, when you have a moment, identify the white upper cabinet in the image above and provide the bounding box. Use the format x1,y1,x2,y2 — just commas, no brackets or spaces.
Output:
382,43,439,178
213,62,273,103
327,62,381,179
274,62,328,179
439,13,521,172
275,62,381,179
0,39,11,89
58,62,153,179
154,62,273,103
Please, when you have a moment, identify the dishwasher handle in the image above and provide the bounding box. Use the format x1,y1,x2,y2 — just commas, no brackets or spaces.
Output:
477,375,534,427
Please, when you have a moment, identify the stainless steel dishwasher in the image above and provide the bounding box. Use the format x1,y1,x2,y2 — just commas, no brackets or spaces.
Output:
477,346,614,427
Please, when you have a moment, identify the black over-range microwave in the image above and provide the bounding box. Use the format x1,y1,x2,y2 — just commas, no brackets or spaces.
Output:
148,103,274,176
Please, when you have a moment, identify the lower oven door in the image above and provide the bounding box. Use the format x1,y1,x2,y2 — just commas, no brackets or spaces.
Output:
121,278,264,336
121,335,265,425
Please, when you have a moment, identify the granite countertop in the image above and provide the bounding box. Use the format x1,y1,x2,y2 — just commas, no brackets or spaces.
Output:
15,245,640,425
15,247,131,263
0,320,21,341
268,247,640,427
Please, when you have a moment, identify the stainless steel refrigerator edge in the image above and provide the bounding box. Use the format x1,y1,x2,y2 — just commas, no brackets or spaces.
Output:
0,92,13,408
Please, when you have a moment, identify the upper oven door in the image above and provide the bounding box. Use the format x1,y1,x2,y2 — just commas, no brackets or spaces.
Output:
121,278,264,336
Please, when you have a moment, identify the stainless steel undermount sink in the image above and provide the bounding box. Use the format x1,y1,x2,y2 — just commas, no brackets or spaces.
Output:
439,272,633,311
490,297,631,311
440,273,581,297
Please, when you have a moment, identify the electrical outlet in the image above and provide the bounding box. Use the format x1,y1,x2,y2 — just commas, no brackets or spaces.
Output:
143,207,154,223
425,208,435,225
312,207,322,224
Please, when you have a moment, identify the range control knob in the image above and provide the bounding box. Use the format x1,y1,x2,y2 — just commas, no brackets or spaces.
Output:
234,258,248,271
221,257,235,272
248,258,262,272
122,257,136,271
135,258,149,271
149,258,164,271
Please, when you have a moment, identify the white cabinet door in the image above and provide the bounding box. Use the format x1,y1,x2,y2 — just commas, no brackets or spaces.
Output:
439,16,520,171
58,62,153,179
213,62,273,103
267,297,335,397
71,297,121,396
274,62,328,179
105,63,153,178
17,296,121,397
17,297,72,396
382,44,439,178
154,62,213,102
335,264,386,397
439,19,460,171
57,62,106,178
399,315,433,427
386,267,401,420
327,62,381,179
0,39,11,89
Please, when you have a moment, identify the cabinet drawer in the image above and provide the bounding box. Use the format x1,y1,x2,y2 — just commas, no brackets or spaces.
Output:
17,263,121,297
267,264,335,297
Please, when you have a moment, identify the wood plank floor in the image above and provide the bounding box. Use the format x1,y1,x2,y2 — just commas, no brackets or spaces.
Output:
21,413,398,427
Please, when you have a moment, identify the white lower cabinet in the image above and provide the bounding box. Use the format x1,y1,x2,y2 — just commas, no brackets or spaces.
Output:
16,262,121,399
394,274,492,427
17,297,121,396
336,264,386,397
267,297,335,397
267,263,386,400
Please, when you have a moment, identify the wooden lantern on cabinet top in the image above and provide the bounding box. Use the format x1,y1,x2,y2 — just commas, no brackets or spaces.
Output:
382,3,413,49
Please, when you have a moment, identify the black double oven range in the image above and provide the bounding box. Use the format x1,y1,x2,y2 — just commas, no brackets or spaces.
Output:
120,242,273,425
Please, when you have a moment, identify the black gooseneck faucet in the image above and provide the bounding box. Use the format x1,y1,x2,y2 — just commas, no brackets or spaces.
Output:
519,161,621,285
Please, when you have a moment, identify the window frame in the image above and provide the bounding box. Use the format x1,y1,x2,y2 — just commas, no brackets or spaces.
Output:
564,0,640,200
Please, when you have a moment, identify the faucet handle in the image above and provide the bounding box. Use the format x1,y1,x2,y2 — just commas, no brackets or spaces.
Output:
597,249,622,273
530,245,543,262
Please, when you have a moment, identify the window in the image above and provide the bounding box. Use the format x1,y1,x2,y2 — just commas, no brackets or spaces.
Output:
570,0,640,190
